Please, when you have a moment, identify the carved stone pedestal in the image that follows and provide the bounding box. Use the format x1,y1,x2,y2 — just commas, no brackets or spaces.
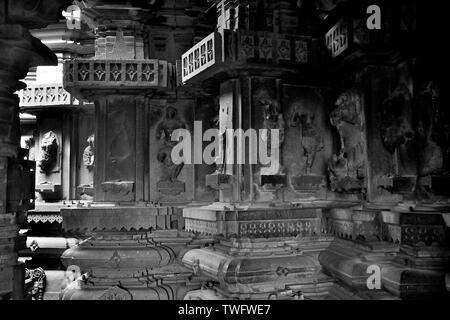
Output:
319,204,450,299
183,236,336,300
183,204,323,238
377,175,417,195
421,175,450,196
291,175,326,192
182,203,349,299
205,173,233,190
319,239,399,290
0,214,23,298
60,205,209,300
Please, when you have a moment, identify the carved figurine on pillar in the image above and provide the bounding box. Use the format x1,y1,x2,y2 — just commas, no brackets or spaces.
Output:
328,90,366,194
24,136,36,161
83,134,95,171
378,84,417,194
257,95,287,200
77,134,95,200
290,104,326,191
156,106,187,195
206,102,233,191
38,131,58,173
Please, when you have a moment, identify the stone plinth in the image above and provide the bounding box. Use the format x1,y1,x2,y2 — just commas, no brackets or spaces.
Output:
181,202,344,299
182,235,336,300
183,204,323,238
319,204,450,299
60,205,212,300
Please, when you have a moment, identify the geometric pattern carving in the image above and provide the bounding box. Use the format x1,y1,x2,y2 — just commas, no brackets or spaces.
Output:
27,214,63,224
181,30,312,84
19,84,80,107
182,32,216,83
64,59,172,90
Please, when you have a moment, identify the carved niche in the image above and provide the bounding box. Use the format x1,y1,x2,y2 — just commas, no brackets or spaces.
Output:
328,90,366,193
83,134,95,170
256,91,287,189
38,131,58,173
102,108,135,202
378,84,417,193
290,103,326,191
108,109,132,179
156,106,187,195
416,81,450,195
205,102,233,190
380,85,415,168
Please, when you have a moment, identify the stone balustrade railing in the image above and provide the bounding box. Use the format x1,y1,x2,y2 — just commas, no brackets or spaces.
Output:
63,59,174,91
182,32,217,83
181,30,318,83
18,84,80,108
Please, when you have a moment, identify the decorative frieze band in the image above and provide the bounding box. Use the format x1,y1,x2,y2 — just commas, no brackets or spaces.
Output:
64,59,173,90
181,30,315,83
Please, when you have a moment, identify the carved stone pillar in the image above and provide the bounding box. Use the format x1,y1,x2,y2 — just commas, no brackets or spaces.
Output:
1,0,75,299
59,3,209,299
0,24,56,299
180,0,350,300
0,26,35,300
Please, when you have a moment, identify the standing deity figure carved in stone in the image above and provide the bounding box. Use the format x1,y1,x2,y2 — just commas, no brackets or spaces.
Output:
261,98,285,145
156,106,187,182
328,90,366,192
210,106,225,174
38,131,58,173
24,135,36,161
214,102,233,175
380,84,415,175
290,106,324,175
417,81,449,176
259,97,285,175
83,134,95,170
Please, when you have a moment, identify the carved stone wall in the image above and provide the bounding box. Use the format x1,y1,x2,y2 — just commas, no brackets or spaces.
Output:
326,89,366,194
362,61,424,202
149,99,195,203
95,96,137,202
282,84,334,198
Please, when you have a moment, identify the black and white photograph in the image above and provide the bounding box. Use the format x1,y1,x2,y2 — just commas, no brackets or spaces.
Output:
0,0,448,311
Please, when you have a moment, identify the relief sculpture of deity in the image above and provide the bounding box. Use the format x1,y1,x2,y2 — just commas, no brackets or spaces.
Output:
156,106,187,183
290,105,324,175
417,82,448,176
211,105,225,174
83,134,95,170
416,81,450,196
108,109,132,180
258,96,285,176
213,100,233,176
380,84,416,175
38,131,58,173
328,90,366,193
